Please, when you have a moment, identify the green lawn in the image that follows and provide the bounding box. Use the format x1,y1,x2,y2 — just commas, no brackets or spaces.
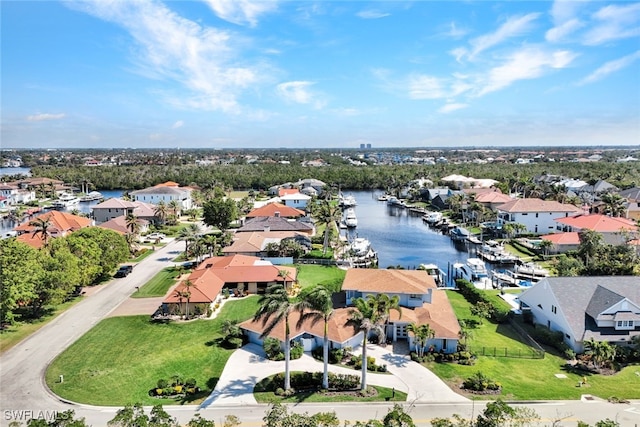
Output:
131,267,182,298
46,296,260,406
430,290,640,400
296,265,346,290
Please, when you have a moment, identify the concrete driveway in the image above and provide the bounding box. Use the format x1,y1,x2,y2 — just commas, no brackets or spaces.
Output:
200,342,468,408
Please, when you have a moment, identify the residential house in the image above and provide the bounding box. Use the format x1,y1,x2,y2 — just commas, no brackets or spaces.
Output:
473,191,514,211
279,192,311,211
519,277,640,353
237,216,315,235
295,178,326,196
14,210,93,249
554,214,639,246
540,232,581,254
222,231,311,257
162,255,297,315
342,269,460,353
0,183,36,205
130,181,193,211
497,198,583,235
91,198,157,224
246,202,305,219
99,215,150,236
619,187,640,221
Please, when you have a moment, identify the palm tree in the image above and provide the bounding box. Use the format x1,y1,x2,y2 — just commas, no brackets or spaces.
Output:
296,285,334,389
347,297,383,391
368,293,401,344
177,226,196,258
182,279,195,319
538,239,554,256
253,283,297,390
125,213,140,236
600,193,626,217
458,325,473,351
314,197,341,255
154,201,168,226
406,323,435,358
29,217,53,248
201,234,219,258
168,199,180,218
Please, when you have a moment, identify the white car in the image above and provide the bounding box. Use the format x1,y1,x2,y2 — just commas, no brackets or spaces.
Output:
146,232,166,241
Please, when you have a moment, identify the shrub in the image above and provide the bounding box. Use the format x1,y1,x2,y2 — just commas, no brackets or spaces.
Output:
226,337,243,349
462,371,501,392
157,378,168,389
264,337,282,360
290,341,304,360
185,378,197,388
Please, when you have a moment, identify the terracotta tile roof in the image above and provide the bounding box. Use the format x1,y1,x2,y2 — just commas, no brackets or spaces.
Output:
278,188,300,196
16,233,46,249
541,232,581,245
389,291,461,339
341,269,437,294
555,214,638,232
14,210,92,233
239,307,359,344
463,188,503,196
497,198,582,214
155,181,180,187
247,202,305,218
99,215,149,235
475,192,513,204
163,270,223,304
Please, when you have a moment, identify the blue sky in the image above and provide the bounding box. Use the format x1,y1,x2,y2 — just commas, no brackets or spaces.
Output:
2,0,639,149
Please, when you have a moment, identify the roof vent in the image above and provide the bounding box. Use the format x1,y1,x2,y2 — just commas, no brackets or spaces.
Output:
274,211,280,217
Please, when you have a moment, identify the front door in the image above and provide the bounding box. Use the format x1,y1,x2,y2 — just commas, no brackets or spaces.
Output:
395,323,407,340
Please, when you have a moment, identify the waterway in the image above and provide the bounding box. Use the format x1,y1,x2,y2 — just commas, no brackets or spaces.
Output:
343,191,475,272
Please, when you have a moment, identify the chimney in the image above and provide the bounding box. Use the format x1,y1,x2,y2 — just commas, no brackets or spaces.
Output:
274,211,280,217
264,226,270,232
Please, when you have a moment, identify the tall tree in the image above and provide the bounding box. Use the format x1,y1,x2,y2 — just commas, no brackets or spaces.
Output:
202,197,238,232
29,217,53,248
253,283,296,390
0,239,41,324
154,201,168,226
314,197,341,255
347,297,383,391
368,293,401,344
406,323,435,358
296,285,334,389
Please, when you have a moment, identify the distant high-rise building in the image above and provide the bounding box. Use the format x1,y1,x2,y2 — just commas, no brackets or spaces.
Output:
360,143,365,149
366,144,371,149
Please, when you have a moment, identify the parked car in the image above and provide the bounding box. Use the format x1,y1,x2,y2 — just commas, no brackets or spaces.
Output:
146,232,166,241
114,265,134,278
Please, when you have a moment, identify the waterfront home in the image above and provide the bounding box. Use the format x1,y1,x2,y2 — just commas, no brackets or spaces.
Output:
14,210,93,249
130,181,193,211
496,198,583,235
162,255,297,316
279,192,311,211
237,216,314,235
0,183,36,205
473,191,514,210
222,231,311,257
91,198,157,224
540,232,581,254
342,269,460,353
246,202,305,219
519,276,640,353
554,214,638,246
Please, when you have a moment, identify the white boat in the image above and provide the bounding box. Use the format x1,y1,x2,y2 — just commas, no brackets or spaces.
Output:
386,196,406,208
344,237,378,268
52,192,80,209
349,237,372,257
452,257,492,289
419,263,446,287
339,194,357,208
79,191,103,202
515,262,549,278
344,208,358,228
477,241,519,264
422,211,442,224
450,226,470,242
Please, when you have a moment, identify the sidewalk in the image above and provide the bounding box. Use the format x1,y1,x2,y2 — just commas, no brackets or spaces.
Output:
200,342,468,408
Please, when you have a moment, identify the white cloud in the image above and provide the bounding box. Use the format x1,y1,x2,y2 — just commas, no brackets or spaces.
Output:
579,50,640,85
439,103,468,114
545,18,584,43
26,113,66,121
408,75,447,100
68,0,266,113
583,3,640,45
467,13,541,59
171,120,184,129
441,21,468,39
478,47,577,96
203,0,279,27
276,81,326,109
356,10,390,20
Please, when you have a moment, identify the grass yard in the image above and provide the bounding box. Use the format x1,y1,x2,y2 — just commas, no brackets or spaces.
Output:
46,296,260,406
131,267,182,298
429,290,640,400
296,264,346,290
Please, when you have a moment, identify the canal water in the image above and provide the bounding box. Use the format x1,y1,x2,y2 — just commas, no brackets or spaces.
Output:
343,191,475,273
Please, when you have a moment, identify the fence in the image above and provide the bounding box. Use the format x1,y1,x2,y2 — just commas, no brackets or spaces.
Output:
467,346,544,359
294,258,337,266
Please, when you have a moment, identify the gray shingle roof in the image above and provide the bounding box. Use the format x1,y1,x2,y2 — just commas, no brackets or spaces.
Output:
238,216,314,233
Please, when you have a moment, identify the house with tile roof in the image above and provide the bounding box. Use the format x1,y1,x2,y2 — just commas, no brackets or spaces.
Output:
130,182,193,211
162,255,296,316
540,232,581,254
237,216,314,235
222,231,311,257
246,202,305,219
14,210,93,248
99,215,150,236
519,277,640,352
554,214,638,246
279,192,311,211
91,198,157,224
342,269,460,353
496,198,583,235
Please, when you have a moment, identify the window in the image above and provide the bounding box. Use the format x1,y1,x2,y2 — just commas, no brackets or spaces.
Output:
552,305,557,314
617,320,634,329
409,294,420,299
535,213,539,218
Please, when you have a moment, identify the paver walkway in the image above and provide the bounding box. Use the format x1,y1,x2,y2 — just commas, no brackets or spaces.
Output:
200,342,468,408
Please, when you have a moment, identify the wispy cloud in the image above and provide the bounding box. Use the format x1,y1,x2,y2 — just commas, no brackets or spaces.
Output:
546,18,584,43
26,113,66,121
408,75,447,100
439,103,468,114
202,0,279,27
171,120,184,129
276,81,326,109
356,10,390,20
68,0,267,113
579,50,640,85
460,13,541,60
440,21,468,39
583,3,640,45
478,47,577,96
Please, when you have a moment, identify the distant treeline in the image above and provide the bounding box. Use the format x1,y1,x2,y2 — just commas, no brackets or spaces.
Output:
26,161,640,192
